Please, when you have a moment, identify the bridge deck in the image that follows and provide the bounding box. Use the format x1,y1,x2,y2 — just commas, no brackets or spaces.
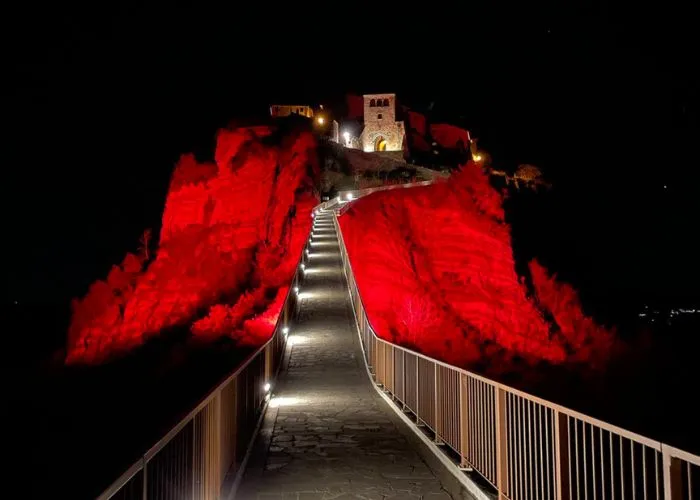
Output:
236,212,454,499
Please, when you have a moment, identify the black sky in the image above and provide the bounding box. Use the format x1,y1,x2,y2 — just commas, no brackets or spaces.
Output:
5,3,699,318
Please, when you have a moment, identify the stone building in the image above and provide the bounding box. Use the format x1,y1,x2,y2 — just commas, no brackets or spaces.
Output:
359,94,405,152
270,105,314,119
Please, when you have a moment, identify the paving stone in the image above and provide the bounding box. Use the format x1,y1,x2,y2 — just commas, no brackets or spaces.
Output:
236,214,454,499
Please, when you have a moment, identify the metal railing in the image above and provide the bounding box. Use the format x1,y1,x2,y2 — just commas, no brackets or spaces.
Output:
333,180,435,212
98,234,310,500
333,210,699,500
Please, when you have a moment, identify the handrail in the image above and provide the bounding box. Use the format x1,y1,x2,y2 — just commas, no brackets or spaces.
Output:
333,180,435,214
332,198,699,500
97,223,312,500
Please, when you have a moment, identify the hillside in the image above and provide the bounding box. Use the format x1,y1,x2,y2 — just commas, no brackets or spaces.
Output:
338,161,617,376
67,124,318,363
319,140,446,194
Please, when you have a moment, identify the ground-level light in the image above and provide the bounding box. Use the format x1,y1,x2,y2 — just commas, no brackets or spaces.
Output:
346,193,354,201
264,382,271,392
473,153,483,162
317,116,325,125
294,286,300,294
282,326,289,335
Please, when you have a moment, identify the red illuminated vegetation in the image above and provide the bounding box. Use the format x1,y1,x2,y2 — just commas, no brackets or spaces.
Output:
67,126,319,364
339,161,617,373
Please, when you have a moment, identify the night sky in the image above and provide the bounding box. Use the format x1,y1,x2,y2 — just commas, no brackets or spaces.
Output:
6,3,699,351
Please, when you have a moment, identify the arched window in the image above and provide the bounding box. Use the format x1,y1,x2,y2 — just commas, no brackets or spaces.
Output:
383,98,389,107
370,99,376,107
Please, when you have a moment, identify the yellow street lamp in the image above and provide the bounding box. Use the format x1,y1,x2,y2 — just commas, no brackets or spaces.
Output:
316,116,325,125
473,153,483,162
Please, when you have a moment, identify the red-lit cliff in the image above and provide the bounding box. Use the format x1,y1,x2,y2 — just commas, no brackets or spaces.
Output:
338,161,616,373
67,126,319,364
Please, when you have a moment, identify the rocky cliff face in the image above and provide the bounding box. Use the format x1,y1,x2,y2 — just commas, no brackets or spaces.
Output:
67,126,318,364
338,161,616,375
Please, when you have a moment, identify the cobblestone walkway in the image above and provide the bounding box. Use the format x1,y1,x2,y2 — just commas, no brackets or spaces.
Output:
236,212,453,499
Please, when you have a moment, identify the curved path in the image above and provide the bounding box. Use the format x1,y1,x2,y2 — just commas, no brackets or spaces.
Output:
236,212,457,499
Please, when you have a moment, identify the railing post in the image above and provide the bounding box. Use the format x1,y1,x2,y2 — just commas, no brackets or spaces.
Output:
495,388,508,499
416,357,422,427
232,376,238,471
402,350,408,411
459,374,470,469
215,391,222,497
662,447,683,500
264,344,271,383
142,456,147,500
554,411,570,500
435,363,443,444
192,412,197,499
386,344,394,393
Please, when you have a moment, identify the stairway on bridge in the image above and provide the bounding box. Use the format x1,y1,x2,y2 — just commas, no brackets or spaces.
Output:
236,211,462,499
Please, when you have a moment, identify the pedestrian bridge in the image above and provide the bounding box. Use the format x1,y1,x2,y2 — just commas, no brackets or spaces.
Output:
99,187,698,500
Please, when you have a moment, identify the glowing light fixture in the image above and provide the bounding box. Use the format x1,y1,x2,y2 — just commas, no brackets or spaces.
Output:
294,286,300,294
264,383,271,392
317,116,325,125
288,335,308,346
301,263,305,270
282,326,289,335
270,396,303,408
346,193,354,201
473,153,483,162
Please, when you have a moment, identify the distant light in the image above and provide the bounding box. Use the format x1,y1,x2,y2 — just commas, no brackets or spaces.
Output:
264,383,271,392
346,193,354,201
317,116,325,125
282,326,289,335
473,154,483,162
342,131,350,143
663,185,667,189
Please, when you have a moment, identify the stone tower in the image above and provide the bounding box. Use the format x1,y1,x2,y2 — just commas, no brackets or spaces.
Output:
360,93,405,152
